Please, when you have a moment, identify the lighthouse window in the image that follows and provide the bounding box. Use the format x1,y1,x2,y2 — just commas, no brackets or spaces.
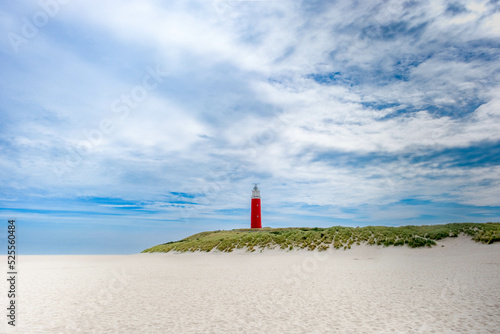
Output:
257,204,259,206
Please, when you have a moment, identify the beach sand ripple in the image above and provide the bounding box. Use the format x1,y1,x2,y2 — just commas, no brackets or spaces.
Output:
1,237,499,333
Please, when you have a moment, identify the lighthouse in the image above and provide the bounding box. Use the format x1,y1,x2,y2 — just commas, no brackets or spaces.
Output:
251,184,262,229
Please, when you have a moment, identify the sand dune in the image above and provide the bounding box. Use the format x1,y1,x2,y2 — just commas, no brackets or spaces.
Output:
1,237,499,333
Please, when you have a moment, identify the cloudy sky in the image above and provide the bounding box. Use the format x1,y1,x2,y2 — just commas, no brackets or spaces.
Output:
1,0,500,254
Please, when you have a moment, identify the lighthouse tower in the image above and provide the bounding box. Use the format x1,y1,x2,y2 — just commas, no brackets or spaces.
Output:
251,184,262,229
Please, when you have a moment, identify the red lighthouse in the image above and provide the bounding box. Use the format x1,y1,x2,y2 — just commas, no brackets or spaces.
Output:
251,184,262,229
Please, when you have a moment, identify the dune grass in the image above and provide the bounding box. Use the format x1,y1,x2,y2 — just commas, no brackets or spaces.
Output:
142,222,500,253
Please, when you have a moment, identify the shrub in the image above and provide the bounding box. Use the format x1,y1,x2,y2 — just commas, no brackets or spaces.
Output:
142,223,500,253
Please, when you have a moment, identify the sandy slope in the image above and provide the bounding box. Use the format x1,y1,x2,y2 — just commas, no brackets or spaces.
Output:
1,237,499,333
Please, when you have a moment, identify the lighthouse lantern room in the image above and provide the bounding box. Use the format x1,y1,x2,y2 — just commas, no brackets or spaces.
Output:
251,184,262,229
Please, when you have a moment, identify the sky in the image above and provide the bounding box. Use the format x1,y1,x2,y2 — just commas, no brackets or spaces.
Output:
1,0,500,254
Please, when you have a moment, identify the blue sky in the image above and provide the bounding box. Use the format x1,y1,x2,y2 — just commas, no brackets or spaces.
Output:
1,0,500,254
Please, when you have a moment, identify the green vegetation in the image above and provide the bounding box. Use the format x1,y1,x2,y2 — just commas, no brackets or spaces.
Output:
142,222,500,253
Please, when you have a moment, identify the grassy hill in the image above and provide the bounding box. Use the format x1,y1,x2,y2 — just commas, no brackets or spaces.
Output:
142,222,500,253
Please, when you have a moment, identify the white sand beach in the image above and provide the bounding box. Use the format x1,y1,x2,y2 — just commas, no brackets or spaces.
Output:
2,237,499,334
